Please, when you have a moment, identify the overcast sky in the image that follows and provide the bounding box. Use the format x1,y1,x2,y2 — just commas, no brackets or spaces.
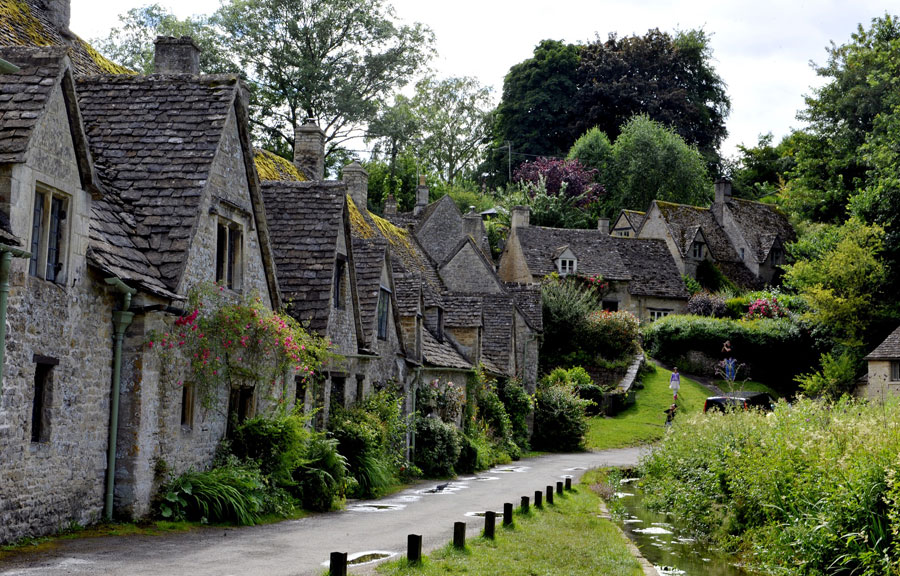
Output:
71,0,890,159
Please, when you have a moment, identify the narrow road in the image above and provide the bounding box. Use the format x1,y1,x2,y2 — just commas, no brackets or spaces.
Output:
0,447,644,576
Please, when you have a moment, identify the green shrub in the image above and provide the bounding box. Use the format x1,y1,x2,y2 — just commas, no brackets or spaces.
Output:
476,383,515,451
231,414,309,487
532,385,590,452
581,310,640,361
329,408,393,498
683,274,703,295
157,463,267,525
414,417,461,477
295,435,347,511
498,380,533,451
795,349,862,400
695,259,736,292
541,275,603,370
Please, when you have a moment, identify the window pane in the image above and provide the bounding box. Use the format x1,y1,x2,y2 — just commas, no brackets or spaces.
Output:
29,192,44,277
333,259,345,308
46,196,64,282
216,223,227,284
376,288,389,339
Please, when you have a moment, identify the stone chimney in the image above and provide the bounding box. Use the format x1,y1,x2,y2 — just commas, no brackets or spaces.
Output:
712,179,732,224
154,36,201,74
413,175,429,216
510,205,530,229
293,120,325,181
41,0,70,30
342,162,369,211
384,193,398,216
597,217,610,235
463,206,482,240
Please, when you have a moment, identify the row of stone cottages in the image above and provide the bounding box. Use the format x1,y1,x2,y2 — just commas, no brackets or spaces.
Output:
0,0,549,543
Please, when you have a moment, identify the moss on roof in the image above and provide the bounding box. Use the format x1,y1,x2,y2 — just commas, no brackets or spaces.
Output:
75,37,132,75
254,148,305,182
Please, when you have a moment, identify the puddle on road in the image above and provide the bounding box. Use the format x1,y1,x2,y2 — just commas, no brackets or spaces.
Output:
321,550,396,567
348,503,405,512
490,465,529,473
464,510,501,518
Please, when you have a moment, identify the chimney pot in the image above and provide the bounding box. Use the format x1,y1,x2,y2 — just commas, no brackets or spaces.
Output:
510,205,530,229
41,0,70,30
715,179,732,204
384,193,398,216
153,36,201,74
414,178,429,215
597,217,609,235
342,162,369,212
293,120,325,181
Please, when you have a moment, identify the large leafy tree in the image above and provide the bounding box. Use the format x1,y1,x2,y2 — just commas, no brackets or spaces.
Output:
215,0,433,157
574,29,729,173
92,4,238,74
411,76,492,186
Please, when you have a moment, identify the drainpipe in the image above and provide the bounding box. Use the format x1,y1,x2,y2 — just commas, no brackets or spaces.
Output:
104,277,136,521
0,244,31,394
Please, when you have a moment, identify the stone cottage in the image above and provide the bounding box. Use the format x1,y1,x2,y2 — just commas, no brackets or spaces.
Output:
637,180,795,288
858,325,900,400
0,16,285,541
498,205,689,322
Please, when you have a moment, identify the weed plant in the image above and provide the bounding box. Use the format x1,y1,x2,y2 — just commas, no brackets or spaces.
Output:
640,396,900,575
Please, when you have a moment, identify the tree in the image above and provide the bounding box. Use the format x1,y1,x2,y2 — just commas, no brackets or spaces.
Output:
574,29,730,173
487,39,582,184
92,4,238,74
566,127,614,188
215,0,433,157
411,76,493,186
729,133,794,200
605,115,711,215
366,94,419,186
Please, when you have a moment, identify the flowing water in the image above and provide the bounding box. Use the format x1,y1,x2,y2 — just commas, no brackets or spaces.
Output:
613,481,758,576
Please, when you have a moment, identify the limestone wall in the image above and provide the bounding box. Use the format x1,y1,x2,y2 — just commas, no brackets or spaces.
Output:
860,360,900,400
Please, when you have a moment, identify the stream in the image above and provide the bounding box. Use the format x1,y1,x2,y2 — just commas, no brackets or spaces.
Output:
613,480,758,576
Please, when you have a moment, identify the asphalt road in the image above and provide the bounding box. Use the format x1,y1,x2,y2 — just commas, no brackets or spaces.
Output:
0,447,644,576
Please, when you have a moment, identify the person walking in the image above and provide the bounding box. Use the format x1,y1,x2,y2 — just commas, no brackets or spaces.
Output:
669,367,681,401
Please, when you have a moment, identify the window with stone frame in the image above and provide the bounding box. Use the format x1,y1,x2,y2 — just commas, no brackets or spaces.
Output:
28,187,69,284
180,383,195,431
771,245,783,265
376,287,391,340
650,308,673,322
691,241,705,259
558,258,576,275
216,219,243,290
333,256,346,309
891,361,900,382
31,355,57,443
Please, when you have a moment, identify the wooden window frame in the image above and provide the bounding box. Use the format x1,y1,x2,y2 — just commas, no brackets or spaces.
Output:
28,187,69,284
376,287,391,340
216,219,243,290
333,256,346,309
180,383,195,431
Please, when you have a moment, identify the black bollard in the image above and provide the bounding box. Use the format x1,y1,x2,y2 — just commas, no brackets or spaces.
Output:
484,510,496,539
556,481,564,495
329,552,348,576
546,485,554,505
503,502,514,526
534,489,543,509
565,477,572,491
520,495,530,513
408,534,423,564
453,521,466,549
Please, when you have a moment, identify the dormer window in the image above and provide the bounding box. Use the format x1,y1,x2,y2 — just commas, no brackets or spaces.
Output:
771,246,783,264
29,187,69,284
216,220,243,290
558,258,576,276
691,241,704,259
333,256,346,309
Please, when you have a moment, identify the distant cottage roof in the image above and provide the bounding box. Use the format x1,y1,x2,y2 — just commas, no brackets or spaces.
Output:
866,325,900,361
76,74,244,291
725,198,795,263
620,209,646,232
443,295,483,328
481,293,515,374
514,226,632,281
261,181,347,333
504,282,543,331
612,237,690,300
0,0,132,75
654,201,741,264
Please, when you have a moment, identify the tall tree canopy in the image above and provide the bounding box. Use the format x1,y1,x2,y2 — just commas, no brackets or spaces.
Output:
215,0,434,157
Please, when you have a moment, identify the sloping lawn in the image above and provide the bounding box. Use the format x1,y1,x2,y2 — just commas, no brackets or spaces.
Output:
586,365,710,450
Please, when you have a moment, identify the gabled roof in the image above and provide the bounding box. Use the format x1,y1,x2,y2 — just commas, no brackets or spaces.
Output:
514,225,632,281
0,0,132,75
504,282,543,331
866,325,900,361
261,181,348,333
76,74,243,291
618,209,646,233
481,292,515,375
444,294,483,328
352,237,388,342
422,327,472,371
612,237,690,300
724,198,795,263
653,201,741,263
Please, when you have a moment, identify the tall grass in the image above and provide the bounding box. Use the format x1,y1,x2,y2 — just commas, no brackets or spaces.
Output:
639,396,900,575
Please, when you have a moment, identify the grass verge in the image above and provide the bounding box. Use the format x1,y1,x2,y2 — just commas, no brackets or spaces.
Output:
585,364,710,450
375,473,643,576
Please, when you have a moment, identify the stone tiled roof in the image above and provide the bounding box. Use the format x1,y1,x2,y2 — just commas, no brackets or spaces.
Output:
422,328,472,370
621,209,646,232
393,274,421,317
0,0,132,75
612,237,690,300
866,325,900,361
514,225,632,281
725,198,795,263
254,148,304,182
504,283,543,331
352,237,388,341
0,46,65,163
443,295,482,328
76,74,240,290
261,181,347,333
654,201,741,264
481,293,514,375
